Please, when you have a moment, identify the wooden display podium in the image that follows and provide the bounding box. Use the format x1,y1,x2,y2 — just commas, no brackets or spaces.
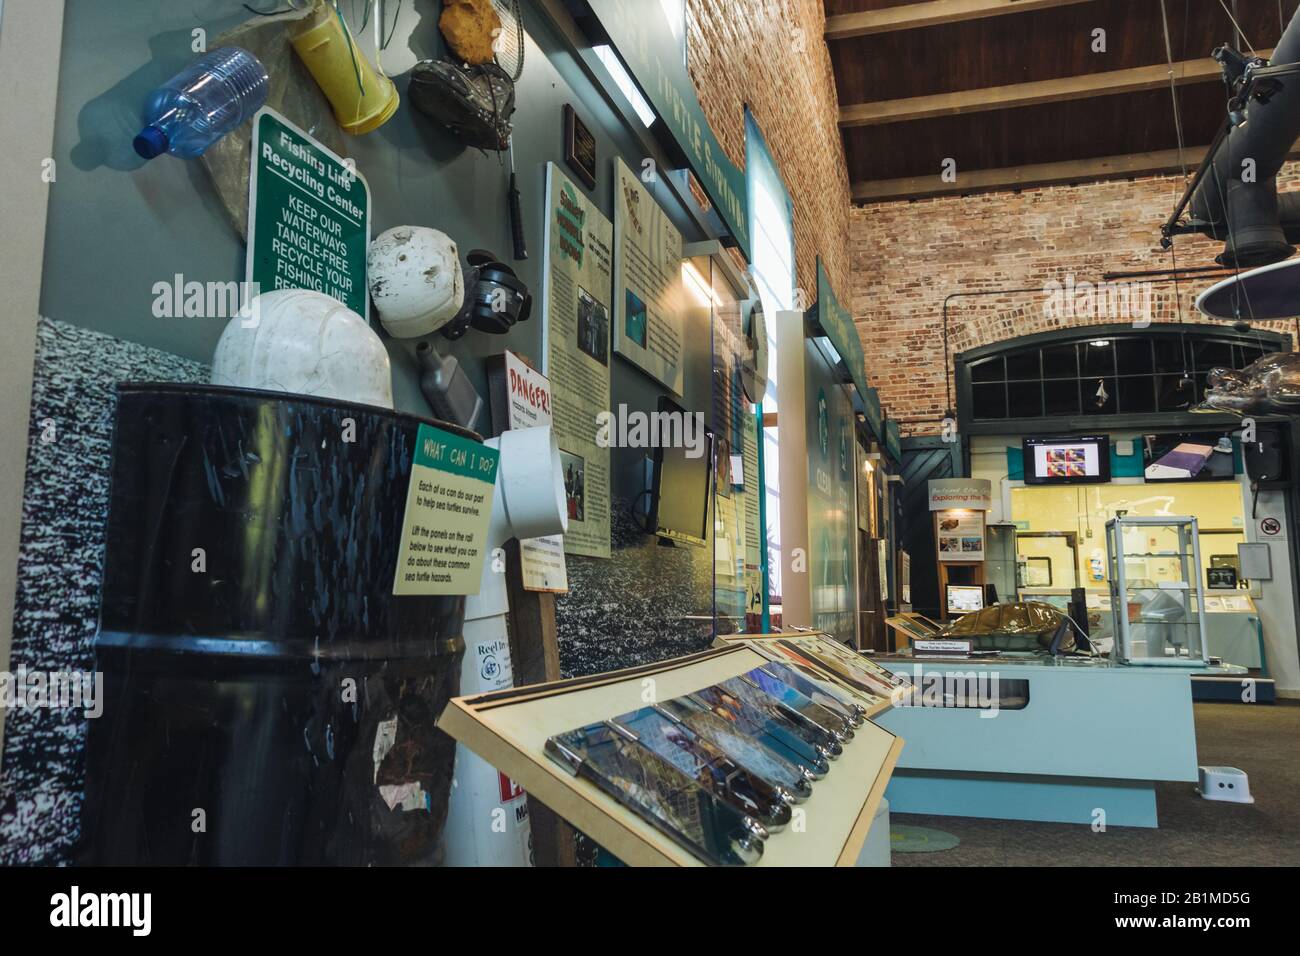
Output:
438,639,906,867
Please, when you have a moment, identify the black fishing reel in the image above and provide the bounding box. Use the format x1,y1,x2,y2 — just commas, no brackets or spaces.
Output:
440,248,532,340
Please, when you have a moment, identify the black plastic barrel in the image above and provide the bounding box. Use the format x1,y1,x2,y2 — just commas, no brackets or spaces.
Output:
78,384,477,865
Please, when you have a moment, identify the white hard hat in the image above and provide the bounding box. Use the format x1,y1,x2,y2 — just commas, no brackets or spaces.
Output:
211,289,394,409
367,226,464,338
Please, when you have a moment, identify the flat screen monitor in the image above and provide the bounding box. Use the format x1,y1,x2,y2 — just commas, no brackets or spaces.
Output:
1023,435,1110,485
946,585,985,616
1142,432,1235,483
648,397,713,547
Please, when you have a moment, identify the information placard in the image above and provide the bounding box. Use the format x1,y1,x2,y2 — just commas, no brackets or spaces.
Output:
612,157,686,394
393,425,500,596
541,163,613,560
247,107,370,317
936,509,985,562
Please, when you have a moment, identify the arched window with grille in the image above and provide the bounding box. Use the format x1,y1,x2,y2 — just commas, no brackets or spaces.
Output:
955,324,1292,433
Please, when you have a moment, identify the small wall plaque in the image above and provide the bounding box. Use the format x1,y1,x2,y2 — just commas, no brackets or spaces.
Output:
563,104,597,190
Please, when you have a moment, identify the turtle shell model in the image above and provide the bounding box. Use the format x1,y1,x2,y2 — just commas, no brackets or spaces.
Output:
940,601,1075,653
1201,351,1300,416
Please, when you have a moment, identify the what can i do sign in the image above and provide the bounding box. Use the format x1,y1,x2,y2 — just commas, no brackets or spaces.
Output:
393,425,500,596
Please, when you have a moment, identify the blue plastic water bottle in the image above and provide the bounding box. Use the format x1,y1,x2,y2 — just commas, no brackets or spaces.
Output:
133,47,270,160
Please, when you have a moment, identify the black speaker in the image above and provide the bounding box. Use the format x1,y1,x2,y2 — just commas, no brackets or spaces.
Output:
1243,425,1291,487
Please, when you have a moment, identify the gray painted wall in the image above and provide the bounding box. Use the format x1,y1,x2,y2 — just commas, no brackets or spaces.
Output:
40,0,711,416
39,0,719,593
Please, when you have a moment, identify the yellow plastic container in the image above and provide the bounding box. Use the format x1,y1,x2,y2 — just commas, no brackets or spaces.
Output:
291,4,399,135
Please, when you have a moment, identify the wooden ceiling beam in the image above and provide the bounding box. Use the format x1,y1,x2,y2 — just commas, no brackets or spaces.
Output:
838,51,1271,127
851,146,1207,202
851,144,1300,201
826,0,1095,40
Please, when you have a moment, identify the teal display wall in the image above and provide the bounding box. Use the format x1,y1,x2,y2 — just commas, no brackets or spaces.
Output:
804,340,856,645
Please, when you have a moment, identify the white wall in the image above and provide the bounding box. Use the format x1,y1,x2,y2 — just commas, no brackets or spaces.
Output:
1243,487,1300,695
776,311,809,628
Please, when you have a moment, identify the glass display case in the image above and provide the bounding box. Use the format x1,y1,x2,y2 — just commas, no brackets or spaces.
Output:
984,523,1019,603
1104,515,1208,666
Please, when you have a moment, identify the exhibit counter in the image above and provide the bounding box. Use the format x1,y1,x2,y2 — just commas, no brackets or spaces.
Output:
874,654,1198,828
1021,587,1266,670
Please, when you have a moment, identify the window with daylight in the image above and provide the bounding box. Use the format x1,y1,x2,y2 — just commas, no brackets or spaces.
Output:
956,326,1290,428
745,109,795,608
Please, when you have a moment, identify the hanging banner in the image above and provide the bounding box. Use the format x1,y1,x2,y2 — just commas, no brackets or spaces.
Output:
585,0,750,259
393,425,499,595
541,163,614,559
501,351,569,592
612,157,686,394
247,107,370,317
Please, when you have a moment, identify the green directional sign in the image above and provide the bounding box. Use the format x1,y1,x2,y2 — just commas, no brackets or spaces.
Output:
814,257,870,411
862,385,884,444
886,418,903,464
587,0,750,261
247,108,371,318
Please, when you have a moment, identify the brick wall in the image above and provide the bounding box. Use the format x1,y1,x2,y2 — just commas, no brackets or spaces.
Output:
686,0,851,299
850,168,1300,436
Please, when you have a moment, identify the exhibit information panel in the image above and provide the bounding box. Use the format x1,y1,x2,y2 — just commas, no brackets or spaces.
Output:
246,108,371,318
711,317,750,625
806,352,857,644
937,509,985,562
392,425,499,595
612,157,686,394
542,163,614,559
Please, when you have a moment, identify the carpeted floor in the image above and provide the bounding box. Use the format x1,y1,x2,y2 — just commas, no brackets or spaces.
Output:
890,701,1300,866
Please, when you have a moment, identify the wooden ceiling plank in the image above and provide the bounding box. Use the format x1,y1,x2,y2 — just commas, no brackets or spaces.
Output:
838,51,1272,127
826,0,1095,39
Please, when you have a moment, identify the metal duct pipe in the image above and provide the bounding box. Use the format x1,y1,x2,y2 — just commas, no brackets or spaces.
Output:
1188,7,1300,267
